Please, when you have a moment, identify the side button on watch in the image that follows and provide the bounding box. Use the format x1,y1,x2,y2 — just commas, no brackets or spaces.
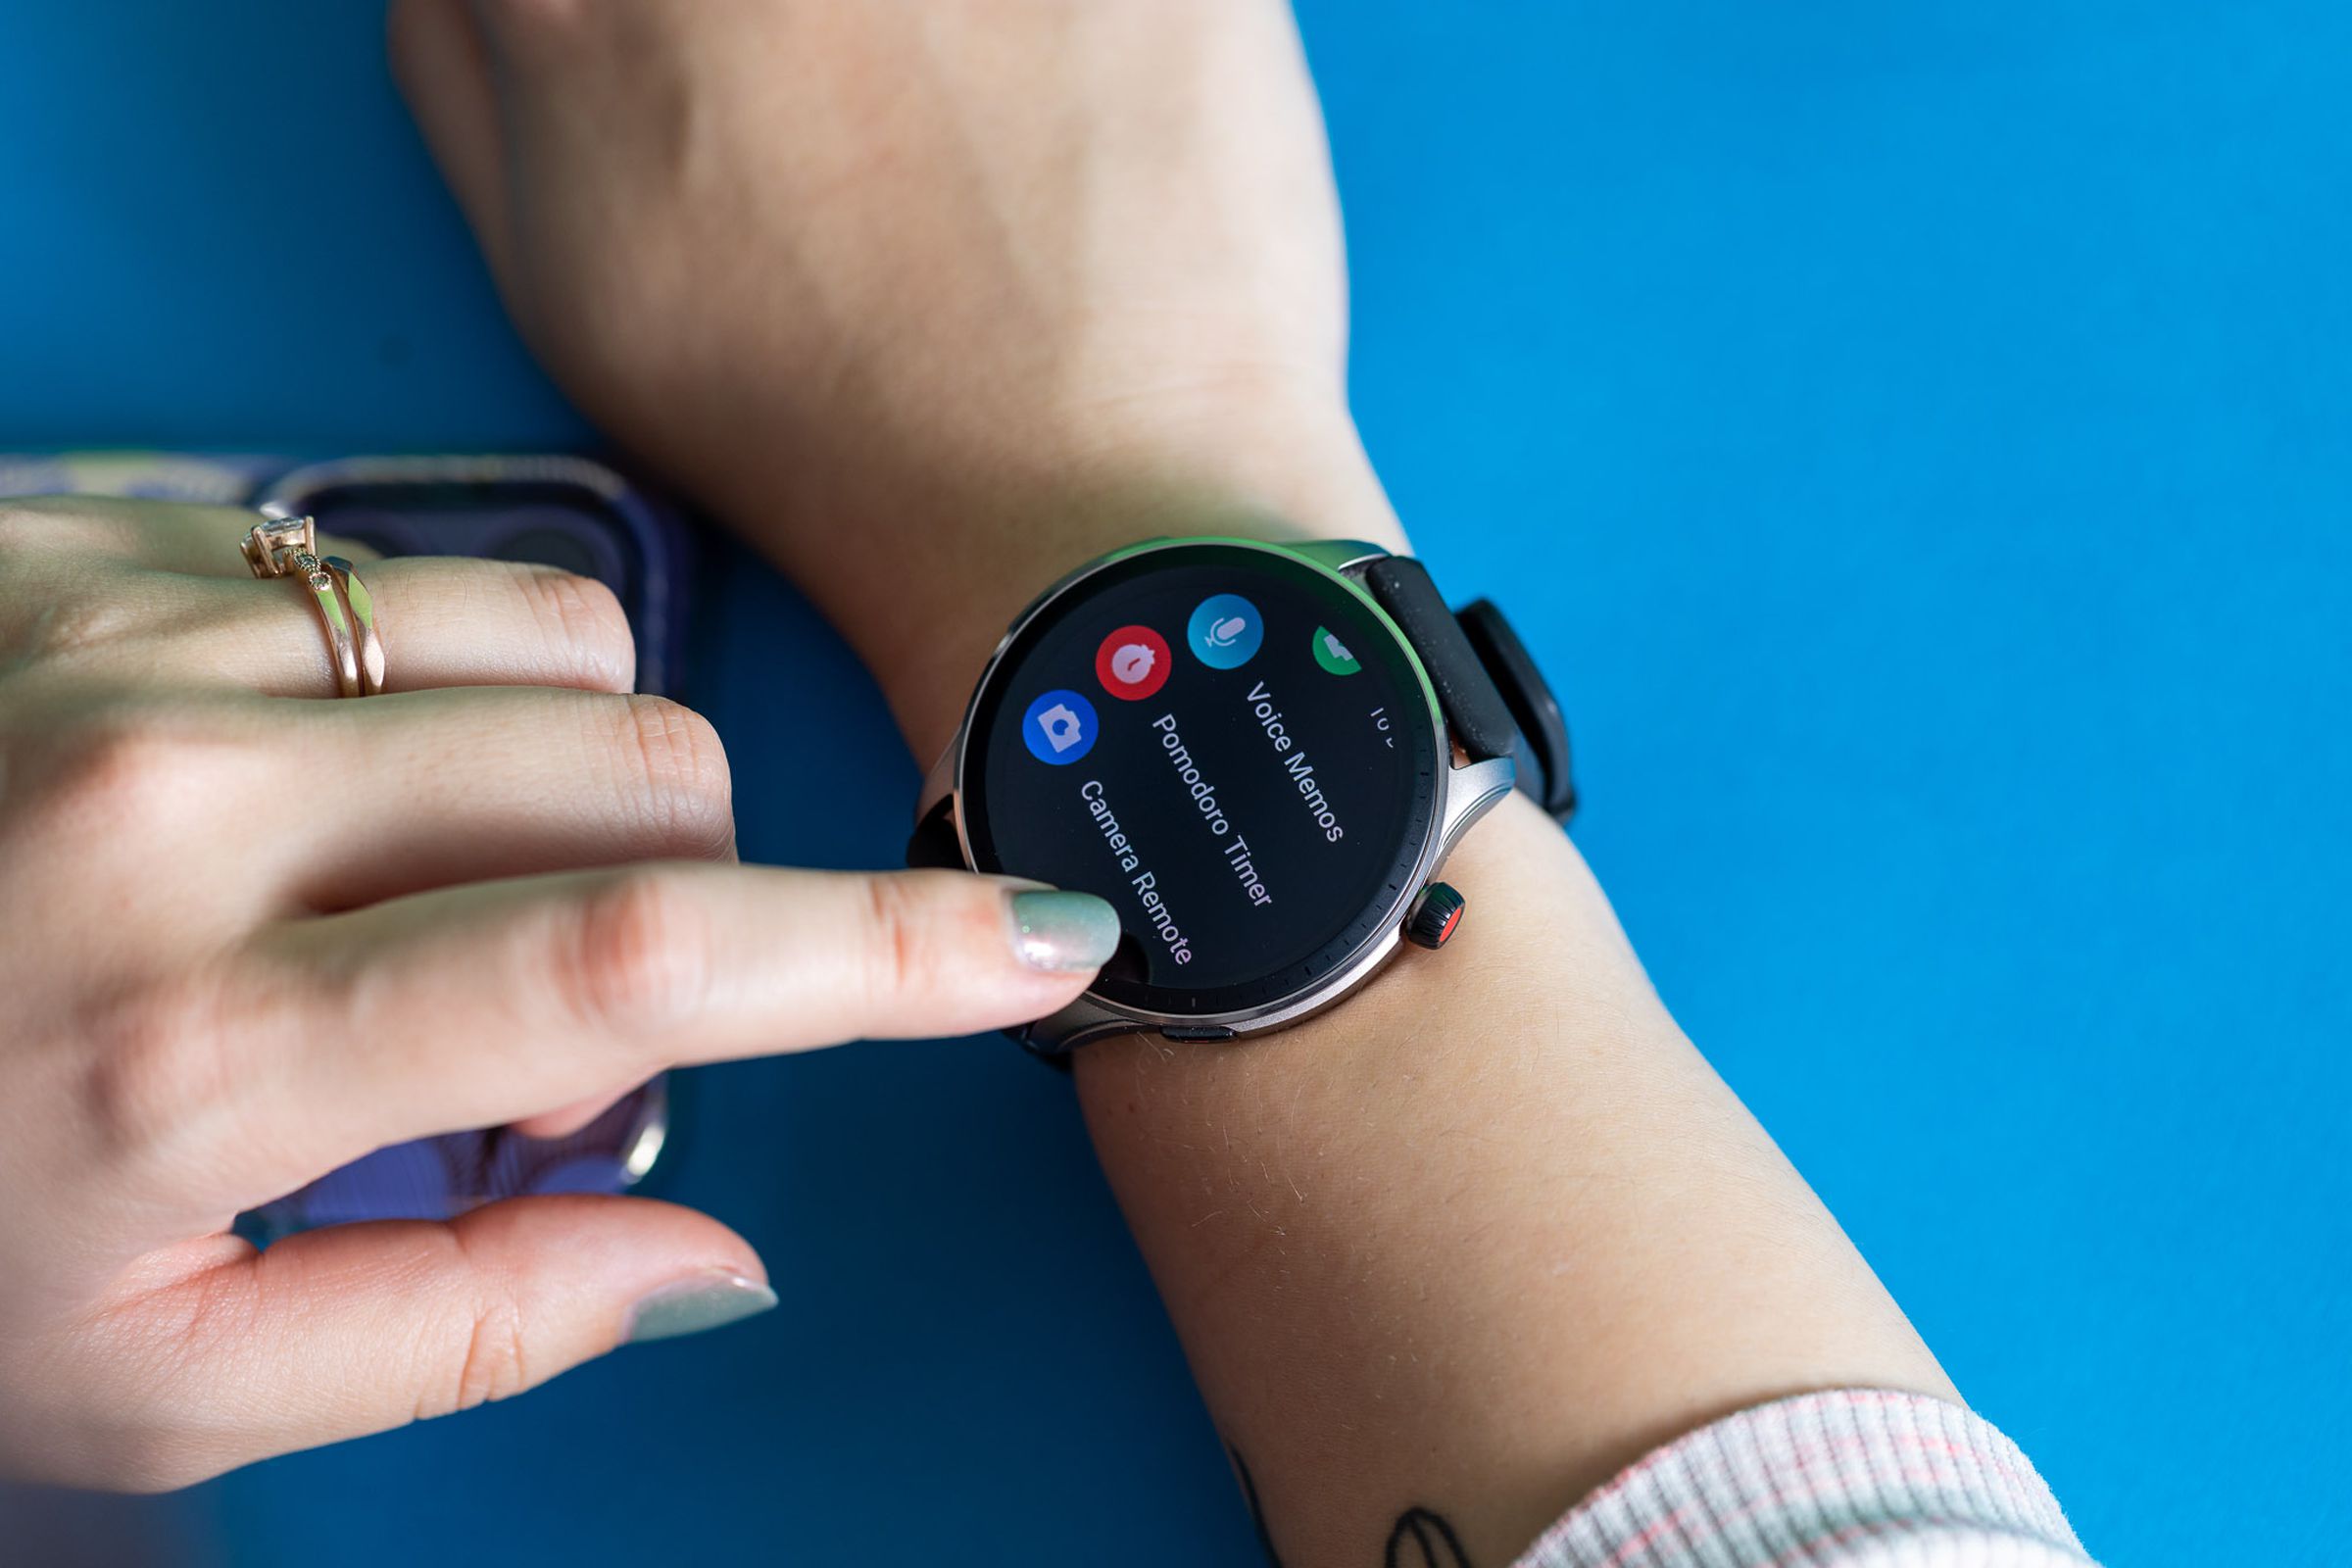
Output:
1401,882,1467,951
907,536,1574,1055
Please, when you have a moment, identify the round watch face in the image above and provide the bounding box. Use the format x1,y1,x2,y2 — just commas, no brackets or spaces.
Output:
959,541,1444,1020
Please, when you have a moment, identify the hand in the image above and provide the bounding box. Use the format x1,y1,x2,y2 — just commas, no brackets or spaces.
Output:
0,496,1115,1489
392,0,1404,756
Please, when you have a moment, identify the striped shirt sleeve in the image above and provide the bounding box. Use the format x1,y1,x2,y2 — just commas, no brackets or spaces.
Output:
1509,1390,2095,1568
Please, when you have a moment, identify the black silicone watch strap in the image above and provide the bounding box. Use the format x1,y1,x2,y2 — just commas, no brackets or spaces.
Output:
1456,598,1578,821
906,794,962,871
1361,556,1524,764
1362,556,1575,821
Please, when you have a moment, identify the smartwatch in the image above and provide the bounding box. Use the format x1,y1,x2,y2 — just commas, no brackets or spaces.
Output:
907,536,1575,1054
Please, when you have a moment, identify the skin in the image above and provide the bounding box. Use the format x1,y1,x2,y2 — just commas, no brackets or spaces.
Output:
389,3,1960,1563
0,495,1115,1489
0,0,1958,1560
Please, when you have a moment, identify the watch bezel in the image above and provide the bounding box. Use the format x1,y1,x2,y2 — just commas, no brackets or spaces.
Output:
947,536,1458,1034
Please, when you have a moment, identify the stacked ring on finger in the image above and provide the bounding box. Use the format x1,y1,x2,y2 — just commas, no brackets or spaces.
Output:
323,555,386,695
240,505,387,697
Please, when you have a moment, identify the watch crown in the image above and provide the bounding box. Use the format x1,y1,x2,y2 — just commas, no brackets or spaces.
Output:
1403,882,1466,951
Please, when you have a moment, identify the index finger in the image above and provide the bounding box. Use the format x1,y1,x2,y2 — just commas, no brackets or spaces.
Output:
216,865,1119,1208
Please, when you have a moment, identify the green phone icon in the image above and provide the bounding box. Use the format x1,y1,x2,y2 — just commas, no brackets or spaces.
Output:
1311,625,1360,676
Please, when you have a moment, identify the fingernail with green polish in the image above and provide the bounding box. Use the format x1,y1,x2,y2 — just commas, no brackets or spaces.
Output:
624,1272,778,1346
1008,889,1121,972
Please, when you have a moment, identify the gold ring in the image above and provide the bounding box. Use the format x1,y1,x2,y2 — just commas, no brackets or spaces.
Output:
240,503,314,579
239,507,367,698
323,556,385,696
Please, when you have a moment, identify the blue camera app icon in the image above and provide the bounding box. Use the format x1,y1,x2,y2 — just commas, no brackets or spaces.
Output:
1021,688,1099,764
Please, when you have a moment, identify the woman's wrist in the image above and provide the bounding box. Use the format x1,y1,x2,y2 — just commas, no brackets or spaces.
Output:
697,387,1409,762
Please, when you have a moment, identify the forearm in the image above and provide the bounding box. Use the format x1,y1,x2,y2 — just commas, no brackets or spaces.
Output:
395,0,1982,1550
1077,798,1955,1564
714,414,1955,1565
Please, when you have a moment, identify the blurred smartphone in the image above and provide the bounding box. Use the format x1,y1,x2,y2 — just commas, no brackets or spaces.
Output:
0,450,693,1245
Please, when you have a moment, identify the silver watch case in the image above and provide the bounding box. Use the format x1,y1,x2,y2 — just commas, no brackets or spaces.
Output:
917,537,1514,1053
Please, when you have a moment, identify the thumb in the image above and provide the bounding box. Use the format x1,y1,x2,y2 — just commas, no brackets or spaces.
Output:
79,1196,770,1490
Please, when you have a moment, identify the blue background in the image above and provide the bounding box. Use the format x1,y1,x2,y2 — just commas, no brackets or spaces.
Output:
2,2,2345,1563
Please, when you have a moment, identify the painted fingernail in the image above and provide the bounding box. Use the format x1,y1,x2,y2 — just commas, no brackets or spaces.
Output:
623,1271,778,1346
1008,889,1120,972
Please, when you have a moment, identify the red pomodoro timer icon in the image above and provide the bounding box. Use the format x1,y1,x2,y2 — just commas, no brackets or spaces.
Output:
1096,624,1172,700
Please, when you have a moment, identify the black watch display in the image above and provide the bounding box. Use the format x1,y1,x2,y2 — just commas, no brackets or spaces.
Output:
908,537,1573,1054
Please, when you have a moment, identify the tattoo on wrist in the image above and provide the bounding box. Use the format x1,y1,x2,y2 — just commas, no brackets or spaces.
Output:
1229,1445,1475,1568
1385,1508,1474,1568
